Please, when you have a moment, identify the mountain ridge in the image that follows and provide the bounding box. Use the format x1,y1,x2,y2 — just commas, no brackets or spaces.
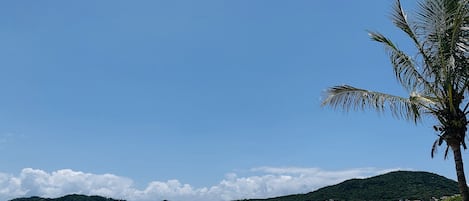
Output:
239,170,459,201
9,194,125,201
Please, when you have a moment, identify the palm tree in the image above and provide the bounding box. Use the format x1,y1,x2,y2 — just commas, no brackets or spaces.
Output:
321,0,469,200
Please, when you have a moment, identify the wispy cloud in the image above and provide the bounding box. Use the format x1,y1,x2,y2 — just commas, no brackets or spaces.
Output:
0,167,403,201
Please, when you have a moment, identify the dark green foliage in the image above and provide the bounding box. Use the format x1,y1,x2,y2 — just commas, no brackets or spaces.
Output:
240,171,459,201
9,194,125,201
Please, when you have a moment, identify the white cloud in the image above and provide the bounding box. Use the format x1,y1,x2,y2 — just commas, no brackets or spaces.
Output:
0,167,402,201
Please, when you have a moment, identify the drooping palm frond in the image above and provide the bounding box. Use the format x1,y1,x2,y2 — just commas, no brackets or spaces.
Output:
431,136,450,159
431,128,467,159
321,85,429,122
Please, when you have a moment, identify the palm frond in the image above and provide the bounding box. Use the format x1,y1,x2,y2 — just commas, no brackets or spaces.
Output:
444,145,450,159
448,0,469,55
392,0,438,83
432,138,441,158
369,32,434,94
392,0,423,47
416,0,469,84
431,135,449,159
415,0,449,83
321,85,426,122
323,0,469,164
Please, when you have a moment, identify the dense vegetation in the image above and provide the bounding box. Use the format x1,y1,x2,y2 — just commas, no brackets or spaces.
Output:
9,194,125,201
240,171,459,201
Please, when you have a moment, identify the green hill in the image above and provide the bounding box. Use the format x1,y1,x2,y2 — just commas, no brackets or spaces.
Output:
9,194,125,201
240,171,459,201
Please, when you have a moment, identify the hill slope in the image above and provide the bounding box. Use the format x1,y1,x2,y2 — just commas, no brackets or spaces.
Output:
9,194,125,201
241,171,459,201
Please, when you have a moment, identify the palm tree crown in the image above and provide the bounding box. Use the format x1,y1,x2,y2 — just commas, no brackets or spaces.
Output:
322,0,469,200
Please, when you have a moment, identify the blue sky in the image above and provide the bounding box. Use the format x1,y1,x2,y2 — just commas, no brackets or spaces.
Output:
0,1,462,201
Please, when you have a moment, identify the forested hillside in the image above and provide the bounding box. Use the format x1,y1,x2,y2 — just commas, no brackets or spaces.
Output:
241,171,459,201
9,194,125,201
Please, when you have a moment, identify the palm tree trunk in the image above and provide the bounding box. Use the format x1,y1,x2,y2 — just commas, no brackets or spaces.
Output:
452,144,469,201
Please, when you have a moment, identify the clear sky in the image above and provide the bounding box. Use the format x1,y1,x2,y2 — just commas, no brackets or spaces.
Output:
0,1,463,201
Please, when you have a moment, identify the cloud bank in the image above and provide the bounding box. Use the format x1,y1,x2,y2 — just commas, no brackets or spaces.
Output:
0,167,400,201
